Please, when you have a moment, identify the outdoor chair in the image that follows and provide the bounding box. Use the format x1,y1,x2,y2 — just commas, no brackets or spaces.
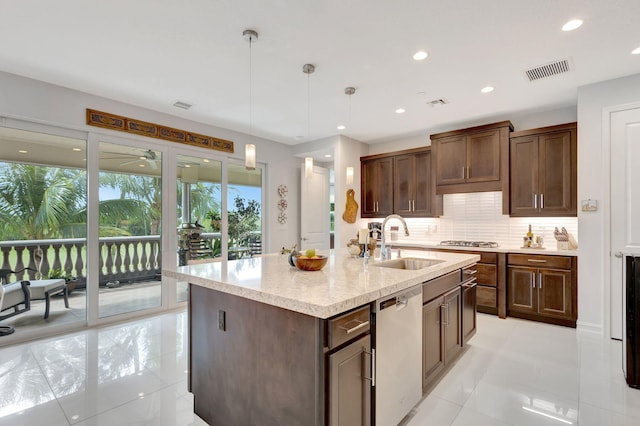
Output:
248,234,262,257
0,280,31,336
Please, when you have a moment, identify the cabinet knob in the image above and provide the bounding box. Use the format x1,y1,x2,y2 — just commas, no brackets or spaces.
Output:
614,251,623,258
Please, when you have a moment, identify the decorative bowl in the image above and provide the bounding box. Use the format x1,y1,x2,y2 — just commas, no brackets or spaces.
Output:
292,255,328,271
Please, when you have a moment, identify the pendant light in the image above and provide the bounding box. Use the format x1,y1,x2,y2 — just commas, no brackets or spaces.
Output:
243,29,258,170
344,86,356,185
303,63,315,179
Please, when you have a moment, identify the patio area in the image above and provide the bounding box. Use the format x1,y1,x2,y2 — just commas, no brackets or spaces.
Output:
0,279,187,345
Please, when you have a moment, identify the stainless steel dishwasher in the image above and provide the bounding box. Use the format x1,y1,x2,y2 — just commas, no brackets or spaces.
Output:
374,285,423,426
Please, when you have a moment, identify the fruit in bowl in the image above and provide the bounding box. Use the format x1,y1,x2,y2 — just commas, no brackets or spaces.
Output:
292,250,328,271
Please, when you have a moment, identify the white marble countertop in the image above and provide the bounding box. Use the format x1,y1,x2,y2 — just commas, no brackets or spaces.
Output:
384,240,579,256
163,248,479,319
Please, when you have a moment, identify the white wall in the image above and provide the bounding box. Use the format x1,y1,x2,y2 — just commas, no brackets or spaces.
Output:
577,73,640,335
334,135,369,248
0,71,300,253
367,106,577,155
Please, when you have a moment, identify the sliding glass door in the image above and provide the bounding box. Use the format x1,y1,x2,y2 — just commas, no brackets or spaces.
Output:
175,155,222,302
98,142,162,318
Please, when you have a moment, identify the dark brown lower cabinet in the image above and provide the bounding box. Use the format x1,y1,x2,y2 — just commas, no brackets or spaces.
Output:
507,254,577,327
422,296,445,388
461,281,478,344
422,271,476,393
328,334,371,426
443,287,462,362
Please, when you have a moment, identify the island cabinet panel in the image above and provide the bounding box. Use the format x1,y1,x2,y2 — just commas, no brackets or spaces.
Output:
431,120,513,212
507,253,577,327
328,334,371,426
189,285,324,426
422,268,474,393
509,123,577,217
422,296,446,388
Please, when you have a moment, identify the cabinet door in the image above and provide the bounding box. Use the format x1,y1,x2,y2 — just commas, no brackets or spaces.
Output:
467,129,501,183
539,131,575,216
361,160,378,217
422,296,445,390
434,135,466,185
361,158,393,218
412,151,433,216
393,154,413,216
376,157,394,216
508,266,538,314
443,287,462,362
328,334,371,426
461,282,477,344
510,135,540,216
538,269,572,320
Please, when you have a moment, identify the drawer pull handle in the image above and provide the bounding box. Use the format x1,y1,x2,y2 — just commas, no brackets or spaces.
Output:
463,269,477,275
340,319,369,335
527,259,547,263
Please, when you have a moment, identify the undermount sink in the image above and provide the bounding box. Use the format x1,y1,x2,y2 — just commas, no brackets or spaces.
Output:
372,257,445,270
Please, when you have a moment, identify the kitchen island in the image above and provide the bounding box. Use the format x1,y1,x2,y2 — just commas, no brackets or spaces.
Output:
164,248,479,426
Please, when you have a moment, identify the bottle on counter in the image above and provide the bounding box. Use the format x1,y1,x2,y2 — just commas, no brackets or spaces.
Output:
526,224,534,247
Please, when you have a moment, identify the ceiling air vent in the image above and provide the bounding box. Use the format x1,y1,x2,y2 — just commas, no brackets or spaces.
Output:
426,98,449,107
525,59,571,82
173,101,192,110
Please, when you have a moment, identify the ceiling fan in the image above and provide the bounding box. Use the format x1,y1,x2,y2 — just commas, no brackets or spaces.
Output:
102,149,159,170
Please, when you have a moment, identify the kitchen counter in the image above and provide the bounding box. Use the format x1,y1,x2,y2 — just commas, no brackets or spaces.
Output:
385,240,578,256
164,247,479,319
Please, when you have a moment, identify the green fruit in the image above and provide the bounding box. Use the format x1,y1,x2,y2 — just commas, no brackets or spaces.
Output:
305,249,316,258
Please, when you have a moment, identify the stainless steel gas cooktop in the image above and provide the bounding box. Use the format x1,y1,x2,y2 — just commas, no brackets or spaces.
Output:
439,240,499,248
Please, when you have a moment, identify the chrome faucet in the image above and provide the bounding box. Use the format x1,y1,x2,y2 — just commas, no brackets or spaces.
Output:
380,214,410,260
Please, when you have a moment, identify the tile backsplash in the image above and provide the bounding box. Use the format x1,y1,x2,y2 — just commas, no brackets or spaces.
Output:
363,192,578,250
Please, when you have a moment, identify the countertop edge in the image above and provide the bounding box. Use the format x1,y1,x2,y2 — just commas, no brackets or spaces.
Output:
164,251,480,319
386,241,578,256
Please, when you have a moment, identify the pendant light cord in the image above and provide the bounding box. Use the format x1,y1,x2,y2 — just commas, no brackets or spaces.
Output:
307,71,310,139
249,35,253,138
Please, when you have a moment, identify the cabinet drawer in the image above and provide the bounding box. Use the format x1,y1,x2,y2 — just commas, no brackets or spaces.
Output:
423,270,461,303
507,254,572,269
477,286,497,308
477,263,497,287
327,305,371,349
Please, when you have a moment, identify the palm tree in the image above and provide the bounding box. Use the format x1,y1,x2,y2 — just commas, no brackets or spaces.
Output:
0,164,86,240
100,173,162,235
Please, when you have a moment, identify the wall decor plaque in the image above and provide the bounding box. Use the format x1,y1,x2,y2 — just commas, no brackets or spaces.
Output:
86,109,234,154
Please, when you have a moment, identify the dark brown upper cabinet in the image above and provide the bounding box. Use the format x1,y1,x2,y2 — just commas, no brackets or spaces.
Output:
509,123,577,217
361,147,441,218
431,121,513,214
361,156,394,217
394,149,436,217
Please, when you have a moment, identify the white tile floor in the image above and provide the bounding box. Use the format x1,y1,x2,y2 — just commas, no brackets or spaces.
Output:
1,312,639,425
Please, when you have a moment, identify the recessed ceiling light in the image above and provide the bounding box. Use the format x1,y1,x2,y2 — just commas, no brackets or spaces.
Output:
413,51,428,61
138,164,145,167
632,47,640,55
324,154,332,158
337,125,346,130
481,86,494,93
562,19,583,31
18,150,28,154
203,159,210,163
185,164,191,168
72,148,82,152
395,108,406,114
